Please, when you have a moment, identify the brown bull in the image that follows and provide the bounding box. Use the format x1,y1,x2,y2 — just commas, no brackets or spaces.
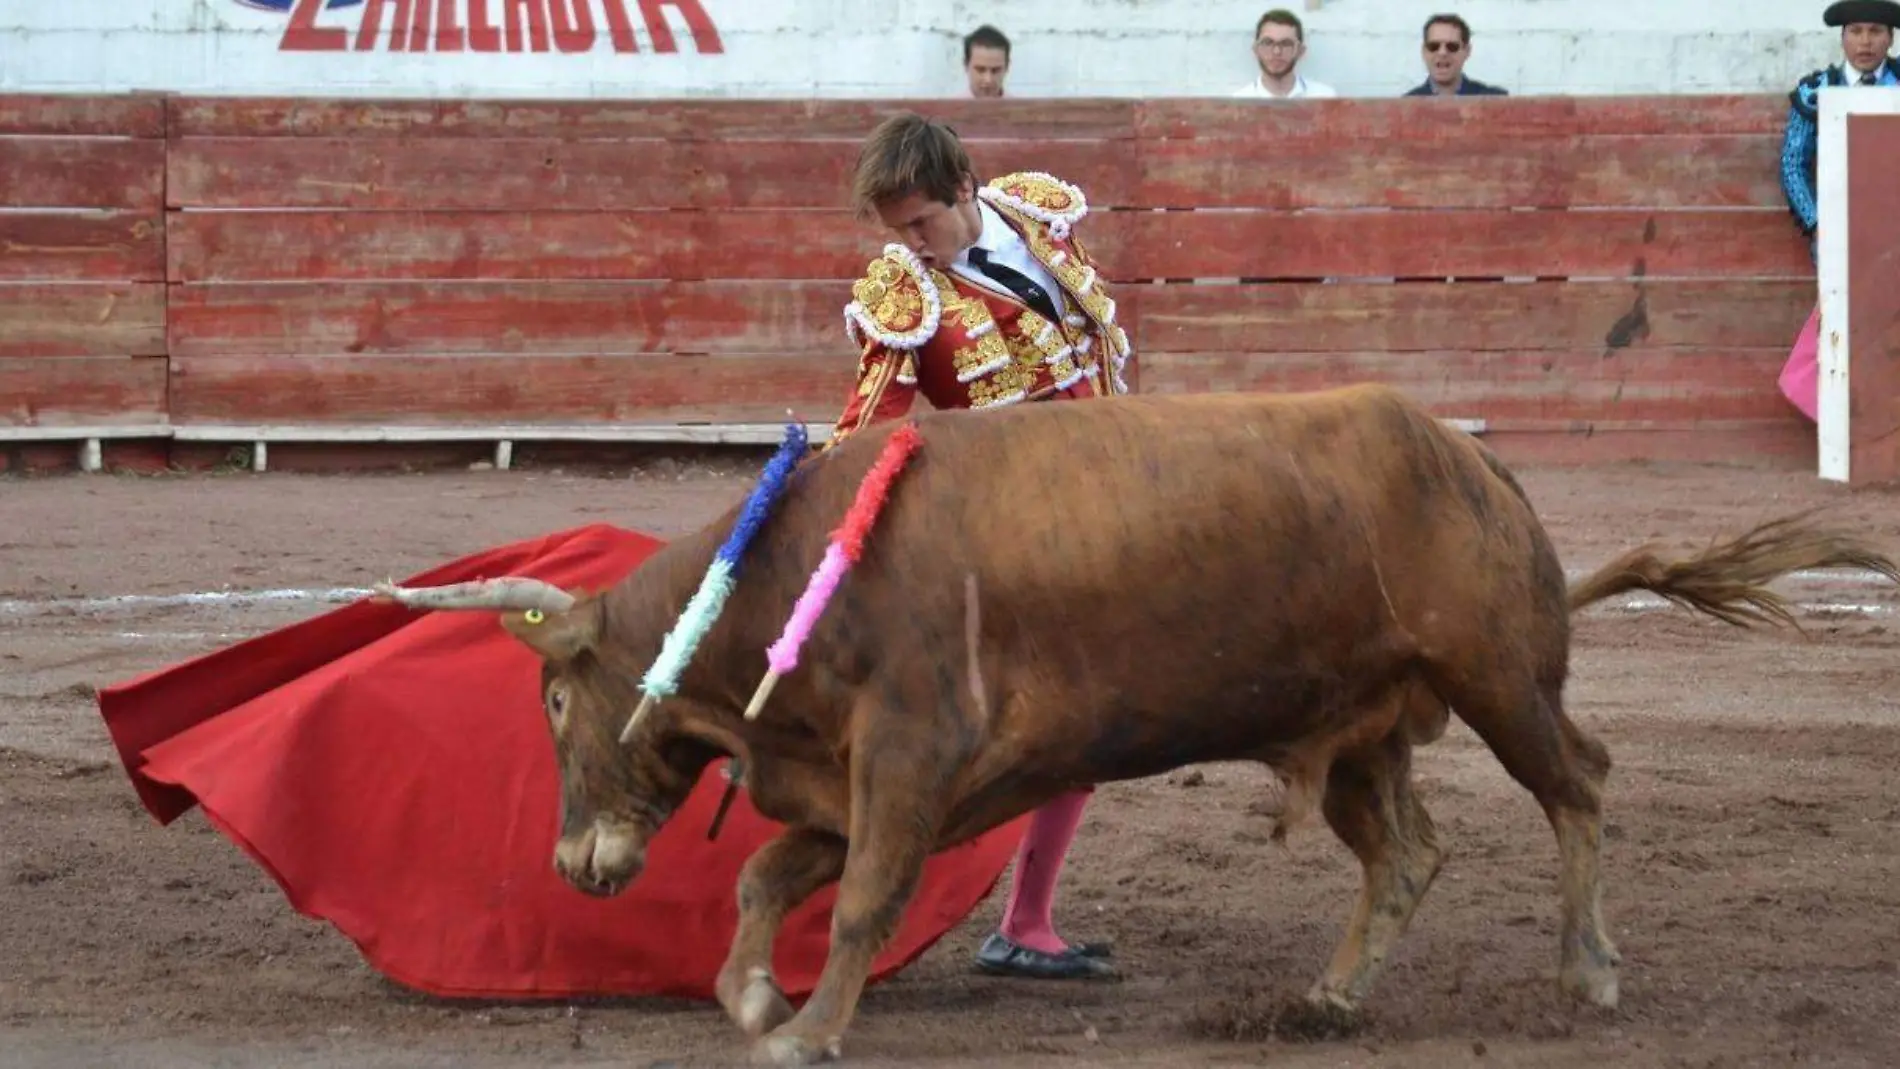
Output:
374,385,1898,1066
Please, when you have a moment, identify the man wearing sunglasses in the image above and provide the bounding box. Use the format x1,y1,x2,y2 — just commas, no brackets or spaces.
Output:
1403,14,1508,97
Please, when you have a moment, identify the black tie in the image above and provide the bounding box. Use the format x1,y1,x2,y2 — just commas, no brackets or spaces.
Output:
1862,71,1878,85
967,247,1060,321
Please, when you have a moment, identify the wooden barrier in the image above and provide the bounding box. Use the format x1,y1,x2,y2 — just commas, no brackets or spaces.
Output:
0,95,170,467
1842,111,1900,484
0,93,1824,468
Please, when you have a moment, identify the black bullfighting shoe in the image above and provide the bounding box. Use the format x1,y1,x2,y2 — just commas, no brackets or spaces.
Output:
973,931,1121,980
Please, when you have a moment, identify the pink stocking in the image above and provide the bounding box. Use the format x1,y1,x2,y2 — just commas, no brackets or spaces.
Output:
998,788,1092,954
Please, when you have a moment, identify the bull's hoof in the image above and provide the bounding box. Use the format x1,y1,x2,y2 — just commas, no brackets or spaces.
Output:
1561,931,1622,1010
736,976,796,1038
1561,961,1620,1010
751,1032,842,1067
718,966,795,1038
1275,992,1368,1042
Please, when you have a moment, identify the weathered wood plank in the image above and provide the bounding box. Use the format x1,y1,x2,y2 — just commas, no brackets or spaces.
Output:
167,281,848,357
0,356,169,428
1132,279,1815,353
0,212,165,282
166,96,1139,141
1482,422,1813,468
1846,113,1900,483
1138,135,1785,209
1139,348,1796,423
166,136,1132,210
168,353,853,424
1122,208,1814,280
165,209,1017,282
0,283,168,357
0,94,168,137
1135,94,1787,140
167,205,1807,283
0,137,166,210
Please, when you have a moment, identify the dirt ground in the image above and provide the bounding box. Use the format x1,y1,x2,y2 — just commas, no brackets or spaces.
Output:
2,456,1898,1069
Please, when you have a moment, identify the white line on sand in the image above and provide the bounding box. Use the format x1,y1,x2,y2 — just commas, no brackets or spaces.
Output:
0,588,374,617
0,567,1891,622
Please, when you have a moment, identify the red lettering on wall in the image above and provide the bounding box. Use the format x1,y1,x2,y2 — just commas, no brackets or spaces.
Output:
548,0,597,53
467,0,504,51
505,0,551,52
431,0,466,50
356,0,413,51
408,0,434,51
275,0,723,54
282,0,347,50
600,0,638,52
637,0,723,54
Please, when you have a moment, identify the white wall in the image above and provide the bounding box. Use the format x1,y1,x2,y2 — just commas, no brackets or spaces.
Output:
0,0,1857,100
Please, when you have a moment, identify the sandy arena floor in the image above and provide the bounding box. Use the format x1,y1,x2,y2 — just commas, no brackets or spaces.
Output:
2,458,1898,1068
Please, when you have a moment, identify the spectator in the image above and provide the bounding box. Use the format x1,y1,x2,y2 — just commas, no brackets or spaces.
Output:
1233,9,1337,98
1774,0,1898,424
963,25,1011,98
1782,0,1900,251
1403,14,1508,96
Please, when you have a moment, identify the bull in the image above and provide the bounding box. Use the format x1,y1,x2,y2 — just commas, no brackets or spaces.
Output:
373,385,1899,1066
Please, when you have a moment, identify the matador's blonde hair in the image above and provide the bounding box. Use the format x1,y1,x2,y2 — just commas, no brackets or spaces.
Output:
850,112,978,219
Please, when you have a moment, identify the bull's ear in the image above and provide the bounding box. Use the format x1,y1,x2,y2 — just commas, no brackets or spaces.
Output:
498,594,599,661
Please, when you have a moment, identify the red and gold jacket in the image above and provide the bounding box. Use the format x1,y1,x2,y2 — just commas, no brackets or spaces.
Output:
822,171,1137,448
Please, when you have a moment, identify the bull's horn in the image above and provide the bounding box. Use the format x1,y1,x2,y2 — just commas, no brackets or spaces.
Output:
370,577,577,614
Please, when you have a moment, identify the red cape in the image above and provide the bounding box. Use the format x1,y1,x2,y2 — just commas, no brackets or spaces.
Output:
98,524,1026,1001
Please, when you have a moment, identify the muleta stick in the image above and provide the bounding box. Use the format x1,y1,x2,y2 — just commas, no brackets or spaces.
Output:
620,419,808,744
743,422,924,721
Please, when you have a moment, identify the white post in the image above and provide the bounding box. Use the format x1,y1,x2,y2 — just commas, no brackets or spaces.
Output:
251,441,269,473
79,438,103,473
1816,90,1853,484
494,440,514,471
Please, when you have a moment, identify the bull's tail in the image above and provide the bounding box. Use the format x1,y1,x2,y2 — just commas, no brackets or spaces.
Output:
1565,509,1900,628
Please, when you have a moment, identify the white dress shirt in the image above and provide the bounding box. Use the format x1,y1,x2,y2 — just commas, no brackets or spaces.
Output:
949,199,1067,318
1232,73,1338,98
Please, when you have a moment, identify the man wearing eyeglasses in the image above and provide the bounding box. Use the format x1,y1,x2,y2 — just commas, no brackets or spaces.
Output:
1403,14,1508,96
1233,9,1337,98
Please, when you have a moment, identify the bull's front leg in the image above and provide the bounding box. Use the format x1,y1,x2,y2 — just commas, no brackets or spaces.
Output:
751,727,954,1065
717,826,848,1039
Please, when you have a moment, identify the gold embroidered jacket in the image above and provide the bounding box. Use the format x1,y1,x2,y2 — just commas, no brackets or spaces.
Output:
825,172,1136,448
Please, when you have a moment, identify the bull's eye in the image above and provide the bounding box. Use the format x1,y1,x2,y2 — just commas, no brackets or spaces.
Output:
547,688,568,722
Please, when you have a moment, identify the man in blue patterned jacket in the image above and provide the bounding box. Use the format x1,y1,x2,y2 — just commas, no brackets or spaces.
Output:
1782,1,1900,256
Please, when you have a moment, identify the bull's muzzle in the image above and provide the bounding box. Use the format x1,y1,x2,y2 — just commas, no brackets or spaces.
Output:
552,818,646,897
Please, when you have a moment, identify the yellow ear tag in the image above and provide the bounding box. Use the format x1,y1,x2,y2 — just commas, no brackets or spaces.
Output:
523,609,545,625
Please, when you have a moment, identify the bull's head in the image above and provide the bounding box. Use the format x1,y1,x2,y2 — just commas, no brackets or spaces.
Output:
370,577,725,898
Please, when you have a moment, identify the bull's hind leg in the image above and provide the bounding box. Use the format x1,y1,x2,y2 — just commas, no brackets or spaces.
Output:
1445,672,1621,1010
1302,721,1444,1023
717,828,847,1039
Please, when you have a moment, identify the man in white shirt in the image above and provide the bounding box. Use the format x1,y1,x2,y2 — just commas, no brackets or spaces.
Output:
949,199,1064,317
1233,9,1338,98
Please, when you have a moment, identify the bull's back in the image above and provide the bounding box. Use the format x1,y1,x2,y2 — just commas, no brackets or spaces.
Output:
825,388,1554,749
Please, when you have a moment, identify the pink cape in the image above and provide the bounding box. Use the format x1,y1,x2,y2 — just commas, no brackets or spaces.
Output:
97,523,1026,1001
1779,304,1822,423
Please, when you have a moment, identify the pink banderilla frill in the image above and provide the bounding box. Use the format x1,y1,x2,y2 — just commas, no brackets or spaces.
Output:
743,422,924,720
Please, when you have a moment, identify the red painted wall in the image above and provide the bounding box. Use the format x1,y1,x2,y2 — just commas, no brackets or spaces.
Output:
0,92,1821,466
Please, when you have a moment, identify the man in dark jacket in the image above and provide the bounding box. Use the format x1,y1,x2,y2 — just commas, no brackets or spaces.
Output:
1782,0,1900,253
1402,14,1508,96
